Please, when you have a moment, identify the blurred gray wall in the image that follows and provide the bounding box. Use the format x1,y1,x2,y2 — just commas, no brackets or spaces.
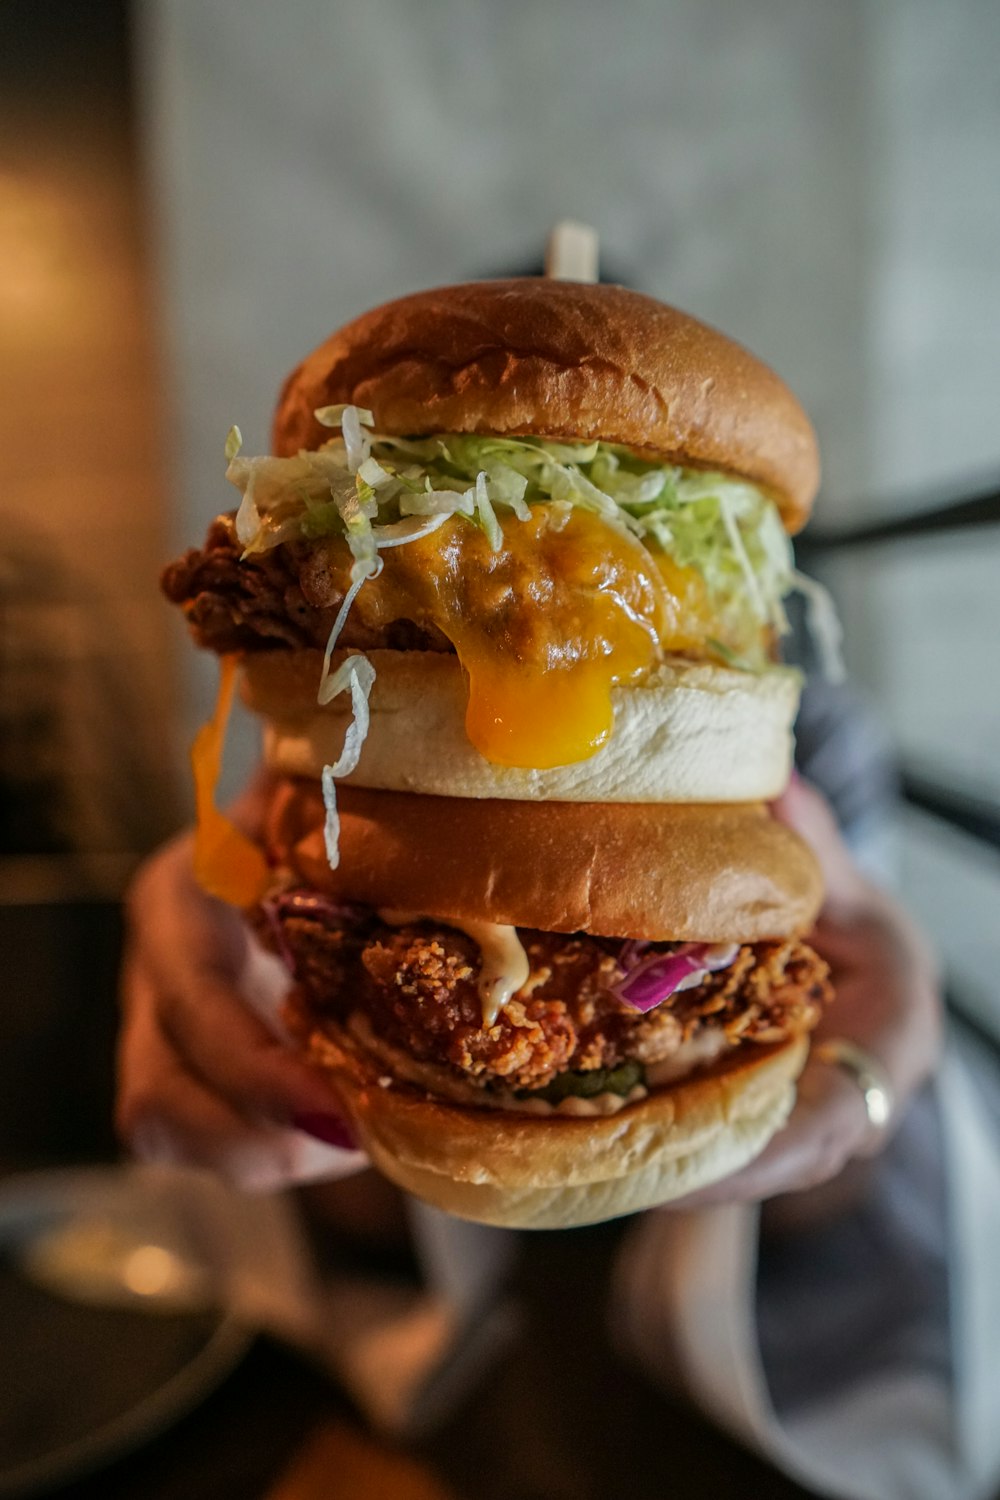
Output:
140,0,877,525
139,0,1000,1020
834,0,1000,1023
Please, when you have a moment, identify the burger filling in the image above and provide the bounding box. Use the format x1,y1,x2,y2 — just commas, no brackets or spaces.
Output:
163,419,811,776
253,894,831,1115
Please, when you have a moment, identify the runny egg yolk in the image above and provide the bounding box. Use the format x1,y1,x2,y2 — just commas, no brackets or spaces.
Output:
341,504,717,768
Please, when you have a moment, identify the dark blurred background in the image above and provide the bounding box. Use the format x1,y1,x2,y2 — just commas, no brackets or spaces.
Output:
0,1,177,1170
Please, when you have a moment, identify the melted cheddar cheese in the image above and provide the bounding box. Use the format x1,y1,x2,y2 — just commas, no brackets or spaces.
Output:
326,504,720,768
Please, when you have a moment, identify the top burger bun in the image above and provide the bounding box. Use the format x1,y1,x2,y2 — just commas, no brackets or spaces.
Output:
304,1018,808,1229
272,279,819,532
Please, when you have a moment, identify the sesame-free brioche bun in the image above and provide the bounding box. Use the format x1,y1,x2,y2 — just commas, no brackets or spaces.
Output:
264,781,824,943
292,1012,808,1228
243,649,802,805
271,280,819,532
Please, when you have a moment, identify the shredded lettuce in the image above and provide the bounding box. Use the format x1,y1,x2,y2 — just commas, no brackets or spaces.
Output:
317,567,375,705
319,653,376,870
225,411,839,675
791,568,845,682
474,470,502,550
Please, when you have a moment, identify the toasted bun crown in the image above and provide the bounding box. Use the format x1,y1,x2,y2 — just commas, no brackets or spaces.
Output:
265,782,824,942
272,280,819,531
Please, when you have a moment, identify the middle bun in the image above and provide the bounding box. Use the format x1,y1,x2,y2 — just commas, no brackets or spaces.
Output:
244,650,800,804
265,782,823,942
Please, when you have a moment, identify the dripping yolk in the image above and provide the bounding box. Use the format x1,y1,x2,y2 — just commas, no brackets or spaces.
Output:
452,512,663,768
191,655,270,906
341,504,714,769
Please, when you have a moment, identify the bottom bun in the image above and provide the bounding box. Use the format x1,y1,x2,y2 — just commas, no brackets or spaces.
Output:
300,1022,809,1229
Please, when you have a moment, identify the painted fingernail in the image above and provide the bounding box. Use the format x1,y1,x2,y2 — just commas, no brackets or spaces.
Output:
291,1111,357,1150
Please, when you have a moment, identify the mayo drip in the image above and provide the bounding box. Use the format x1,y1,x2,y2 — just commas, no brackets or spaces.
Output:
378,909,530,1026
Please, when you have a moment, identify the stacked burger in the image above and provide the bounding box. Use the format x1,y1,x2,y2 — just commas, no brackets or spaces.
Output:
163,278,833,1228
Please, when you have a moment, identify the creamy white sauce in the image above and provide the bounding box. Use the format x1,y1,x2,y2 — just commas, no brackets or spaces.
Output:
510,1086,648,1117
645,1028,732,1086
378,908,530,1026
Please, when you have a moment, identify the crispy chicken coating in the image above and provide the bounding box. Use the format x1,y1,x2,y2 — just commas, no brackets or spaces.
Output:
161,514,452,655
258,903,831,1093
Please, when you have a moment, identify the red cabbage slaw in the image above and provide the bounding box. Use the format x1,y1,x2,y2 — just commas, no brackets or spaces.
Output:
611,942,741,1013
258,891,370,976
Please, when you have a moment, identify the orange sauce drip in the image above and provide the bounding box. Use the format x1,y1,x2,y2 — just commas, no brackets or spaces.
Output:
191,655,270,906
342,505,718,768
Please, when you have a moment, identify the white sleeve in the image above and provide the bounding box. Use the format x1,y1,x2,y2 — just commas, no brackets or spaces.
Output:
610,1046,1000,1500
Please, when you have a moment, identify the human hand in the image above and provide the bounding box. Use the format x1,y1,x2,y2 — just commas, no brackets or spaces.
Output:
664,775,943,1211
117,774,368,1192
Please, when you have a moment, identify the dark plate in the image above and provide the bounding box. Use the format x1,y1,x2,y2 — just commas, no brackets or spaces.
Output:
0,1181,251,1498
